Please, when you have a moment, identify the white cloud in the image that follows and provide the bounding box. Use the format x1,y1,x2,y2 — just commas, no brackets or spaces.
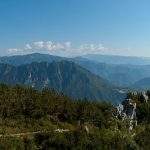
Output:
45,41,55,50
7,41,108,56
64,42,71,49
25,44,32,50
8,48,23,53
98,44,105,50
34,41,44,49
32,41,71,51
55,43,65,49
79,43,106,55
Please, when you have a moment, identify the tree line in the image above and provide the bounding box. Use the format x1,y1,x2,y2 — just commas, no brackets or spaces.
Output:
0,84,150,149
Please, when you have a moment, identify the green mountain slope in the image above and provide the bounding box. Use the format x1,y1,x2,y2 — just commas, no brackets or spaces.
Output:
132,77,150,90
0,53,64,65
73,59,150,87
2,53,150,88
0,61,124,104
74,55,150,87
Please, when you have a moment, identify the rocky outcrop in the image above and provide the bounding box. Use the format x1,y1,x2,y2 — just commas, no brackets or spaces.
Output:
116,91,149,130
141,91,148,103
122,99,136,120
116,98,137,130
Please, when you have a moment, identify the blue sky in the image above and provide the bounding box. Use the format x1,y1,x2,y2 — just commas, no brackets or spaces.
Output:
1,0,150,56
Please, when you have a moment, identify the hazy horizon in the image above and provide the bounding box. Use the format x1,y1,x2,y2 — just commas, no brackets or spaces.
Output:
2,52,150,59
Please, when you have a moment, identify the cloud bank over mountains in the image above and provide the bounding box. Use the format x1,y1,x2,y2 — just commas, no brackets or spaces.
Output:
8,40,107,57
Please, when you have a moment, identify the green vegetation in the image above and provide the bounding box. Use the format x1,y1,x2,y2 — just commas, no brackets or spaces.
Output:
0,84,149,149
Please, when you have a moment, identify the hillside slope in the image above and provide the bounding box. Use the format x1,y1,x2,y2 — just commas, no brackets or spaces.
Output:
0,61,124,104
132,77,150,90
83,54,150,65
2,53,150,88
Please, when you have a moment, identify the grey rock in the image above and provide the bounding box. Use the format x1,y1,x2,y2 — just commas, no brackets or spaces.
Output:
141,91,148,103
116,98,137,129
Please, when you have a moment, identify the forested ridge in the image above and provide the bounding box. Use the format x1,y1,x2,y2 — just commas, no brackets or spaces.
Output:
0,61,124,104
0,83,149,149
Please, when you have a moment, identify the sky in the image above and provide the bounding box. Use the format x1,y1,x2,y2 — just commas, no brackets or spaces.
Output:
1,0,150,57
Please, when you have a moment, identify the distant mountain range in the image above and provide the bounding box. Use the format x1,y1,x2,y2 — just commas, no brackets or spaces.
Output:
0,53,150,87
75,60,150,87
0,52,150,105
0,53,64,65
73,55,150,88
3,53,150,65
0,61,124,104
132,77,150,90
1,53,150,90
83,54,150,65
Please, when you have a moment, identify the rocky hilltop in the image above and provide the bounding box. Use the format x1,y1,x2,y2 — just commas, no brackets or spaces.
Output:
115,91,149,129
